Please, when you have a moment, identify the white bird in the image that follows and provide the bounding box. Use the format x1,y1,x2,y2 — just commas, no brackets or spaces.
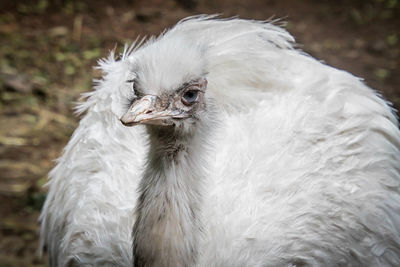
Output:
40,16,400,267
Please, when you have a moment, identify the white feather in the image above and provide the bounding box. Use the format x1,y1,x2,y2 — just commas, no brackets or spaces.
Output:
40,16,400,266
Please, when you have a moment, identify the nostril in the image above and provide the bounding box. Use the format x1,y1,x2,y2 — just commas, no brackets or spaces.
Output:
145,110,152,114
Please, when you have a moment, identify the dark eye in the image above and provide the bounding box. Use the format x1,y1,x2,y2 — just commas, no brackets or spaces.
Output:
182,90,199,105
128,81,144,98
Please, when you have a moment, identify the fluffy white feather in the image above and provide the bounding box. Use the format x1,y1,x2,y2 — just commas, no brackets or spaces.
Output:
40,15,400,266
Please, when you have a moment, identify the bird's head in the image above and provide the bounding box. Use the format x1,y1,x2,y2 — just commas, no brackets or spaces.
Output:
120,77,207,127
120,37,210,135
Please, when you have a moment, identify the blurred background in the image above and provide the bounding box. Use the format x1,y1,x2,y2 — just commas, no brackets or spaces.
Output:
0,0,399,265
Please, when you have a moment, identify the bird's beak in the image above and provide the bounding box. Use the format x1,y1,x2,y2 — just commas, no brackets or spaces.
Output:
120,95,182,126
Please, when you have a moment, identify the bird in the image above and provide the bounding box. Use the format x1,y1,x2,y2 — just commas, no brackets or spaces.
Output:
39,15,400,266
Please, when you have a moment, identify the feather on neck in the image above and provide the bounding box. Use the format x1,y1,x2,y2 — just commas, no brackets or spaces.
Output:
132,123,210,267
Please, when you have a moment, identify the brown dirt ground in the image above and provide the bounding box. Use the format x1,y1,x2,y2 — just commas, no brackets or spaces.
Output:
0,0,399,266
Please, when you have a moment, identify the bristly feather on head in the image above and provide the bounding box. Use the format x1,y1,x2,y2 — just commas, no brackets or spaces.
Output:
74,15,296,119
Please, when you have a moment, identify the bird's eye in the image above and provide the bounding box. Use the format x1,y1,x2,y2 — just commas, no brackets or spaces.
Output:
132,83,137,94
127,79,139,95
128,81,144,98
182,90,199,105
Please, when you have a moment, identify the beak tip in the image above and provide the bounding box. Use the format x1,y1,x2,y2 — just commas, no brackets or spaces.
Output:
120,114,137,127
120,120,134,127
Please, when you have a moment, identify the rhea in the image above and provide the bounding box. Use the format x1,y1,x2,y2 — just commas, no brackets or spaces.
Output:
40,16,400,267
122,76,212,267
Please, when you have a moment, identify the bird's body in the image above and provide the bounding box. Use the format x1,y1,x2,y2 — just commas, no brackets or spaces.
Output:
40,16,400,266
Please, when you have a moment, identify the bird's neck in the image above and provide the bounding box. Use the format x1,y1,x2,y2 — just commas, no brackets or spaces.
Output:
133,126,208,267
